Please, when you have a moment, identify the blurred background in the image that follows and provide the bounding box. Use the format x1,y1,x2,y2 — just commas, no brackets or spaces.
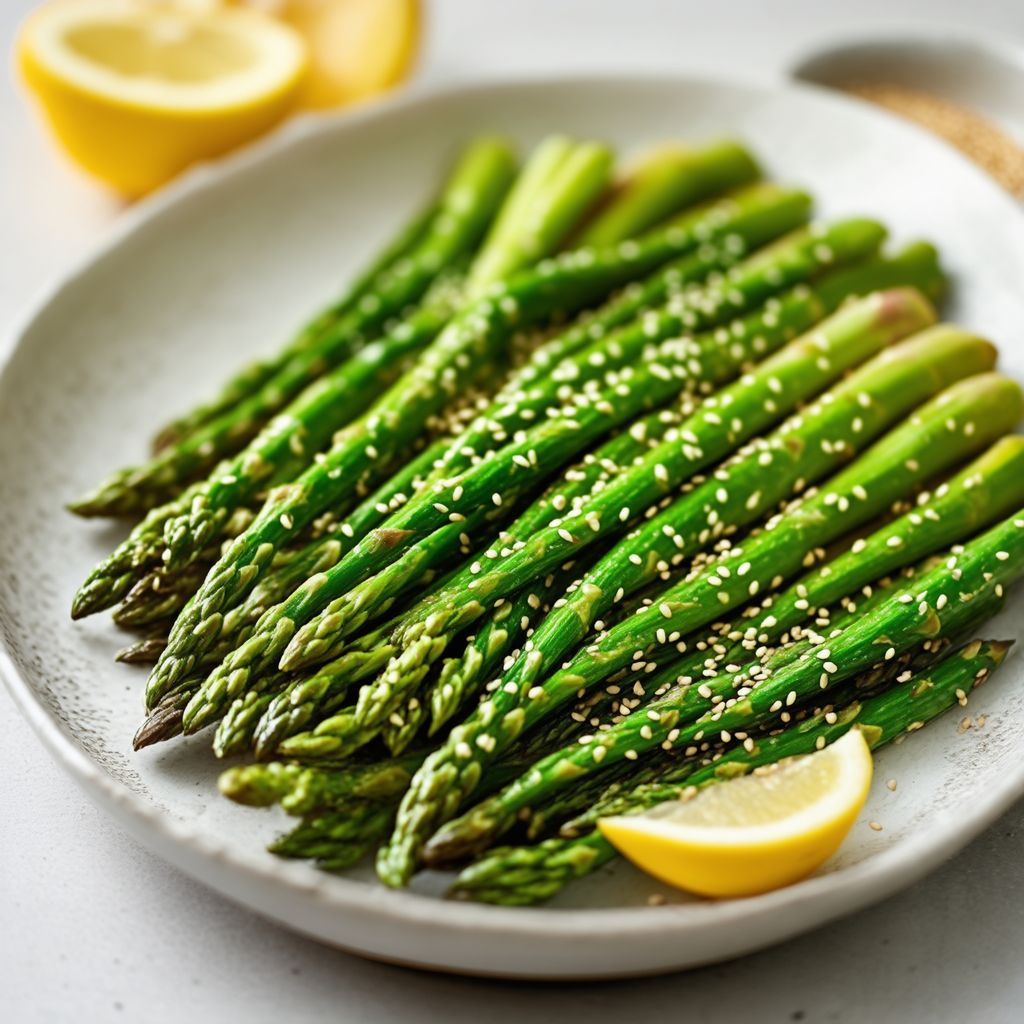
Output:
3,0,1023,330
2,2,1024,1022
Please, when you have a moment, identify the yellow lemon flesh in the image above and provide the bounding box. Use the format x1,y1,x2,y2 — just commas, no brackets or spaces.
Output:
599,729,874,899
258,0,420,110
18,0,308,196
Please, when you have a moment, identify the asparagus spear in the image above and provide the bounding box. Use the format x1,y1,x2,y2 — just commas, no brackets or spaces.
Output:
427,570,563,734
132,680,195,749
112,560,213,629
71,482,203,620
157,290,459,571
425,488,1023,865
462,138,613,293
114,636,167,665
219,751,428,813
149,198,440,452
376,337,1003,882
69,139,519,518
449,638,1013,904
269,803,396,871
576,141,760,246
213,689,280,758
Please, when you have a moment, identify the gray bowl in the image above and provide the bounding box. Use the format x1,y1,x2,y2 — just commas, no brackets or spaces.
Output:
790,33,1024,143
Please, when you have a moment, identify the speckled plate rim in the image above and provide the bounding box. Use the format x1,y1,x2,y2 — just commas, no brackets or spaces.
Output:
3,71,1024,978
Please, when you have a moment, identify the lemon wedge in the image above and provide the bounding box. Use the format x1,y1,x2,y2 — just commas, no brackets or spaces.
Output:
599,729,874,898
18,0,307,196
257,0,421,110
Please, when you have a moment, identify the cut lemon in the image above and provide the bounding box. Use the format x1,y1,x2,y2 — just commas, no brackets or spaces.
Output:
17,0,308,196
599,729,874,898
251,0,421,110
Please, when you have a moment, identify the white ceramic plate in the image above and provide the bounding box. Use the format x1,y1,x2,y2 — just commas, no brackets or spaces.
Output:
2,74,1024,980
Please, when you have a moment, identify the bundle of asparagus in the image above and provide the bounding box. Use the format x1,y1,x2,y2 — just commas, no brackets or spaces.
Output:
71,132,1021,903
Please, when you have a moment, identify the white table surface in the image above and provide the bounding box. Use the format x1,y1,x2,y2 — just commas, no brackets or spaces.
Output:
3,1,1024,1020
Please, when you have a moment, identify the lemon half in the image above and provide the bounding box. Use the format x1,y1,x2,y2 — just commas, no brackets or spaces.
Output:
265,0,420,110
18,0,307,196
599,729,874,898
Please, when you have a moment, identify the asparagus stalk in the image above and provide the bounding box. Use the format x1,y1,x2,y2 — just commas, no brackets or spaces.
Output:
213,688,280,758
577,141,760,246
132,680,195,749
376,335,1003,882
158,287,461,572
71,482,203,620
427,569,563,734
219,751,428,814
112,560,213,629
269,803,396,871
114,636,167,665
425,480,1022,866
69,139,518,518
150,198,441,452
448,638,1013,904
463,138,613,294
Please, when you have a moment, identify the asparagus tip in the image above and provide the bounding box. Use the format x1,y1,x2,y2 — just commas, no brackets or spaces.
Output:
132,706,184,750
114,638,167,665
